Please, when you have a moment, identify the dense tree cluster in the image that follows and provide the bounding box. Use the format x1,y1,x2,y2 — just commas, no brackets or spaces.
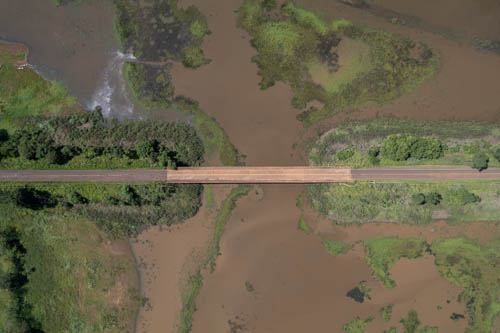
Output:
0,108,204,168
381,134,444,161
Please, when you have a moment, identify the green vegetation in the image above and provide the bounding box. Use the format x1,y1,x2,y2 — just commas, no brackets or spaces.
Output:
204,185,214,209
123,62,174,109
343,316,373,332
122,63,240,165
298,215,313,234
363,237,427,288
321,237,352,256
346,280,371,303
472,151,489,171
432,237,500,332
380,304,394,322
0,182,203,238
179,185,251,333
237,1,436,126
174,97,240,166
309,118,500,169
307,181,496,225
0,203,140,332
296,192,304,210
400,310,438,333
0,109,204,170
0,42,77,130
113,0,209,67
383,327,397,333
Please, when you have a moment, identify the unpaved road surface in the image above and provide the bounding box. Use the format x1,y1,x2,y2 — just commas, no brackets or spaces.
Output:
0,166,499,183
0,169,166,182
352,166,500,181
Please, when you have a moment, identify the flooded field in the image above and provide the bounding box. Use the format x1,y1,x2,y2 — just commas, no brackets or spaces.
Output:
2,0,500,332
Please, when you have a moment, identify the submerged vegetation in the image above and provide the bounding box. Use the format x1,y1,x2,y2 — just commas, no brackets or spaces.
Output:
380,304,394,322
321,237,352,256
237,0,437,126
114,0,209,67
343,316,373,332
179,185,251,333
346,280,371,303
363,237,427,289
432,237,500,332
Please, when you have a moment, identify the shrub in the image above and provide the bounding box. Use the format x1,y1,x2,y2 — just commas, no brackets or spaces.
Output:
136,140,156,159
425,192,442,205
0,129,8,142
472,151,489,171
492,147,500,162
381,134,443,161
14,187,57,210
411,193,426,205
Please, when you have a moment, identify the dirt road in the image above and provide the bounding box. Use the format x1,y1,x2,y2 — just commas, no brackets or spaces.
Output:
0,166,499,183
0,169,166,182
352,166,500,181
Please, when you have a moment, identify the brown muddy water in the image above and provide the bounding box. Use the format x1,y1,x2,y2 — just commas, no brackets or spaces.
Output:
3,0,500,332
168,0,500,332
0,0,187,121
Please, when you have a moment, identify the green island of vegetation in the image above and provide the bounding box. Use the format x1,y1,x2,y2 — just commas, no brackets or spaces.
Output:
237,0,437,126
380,304,394,322
343,316,373,333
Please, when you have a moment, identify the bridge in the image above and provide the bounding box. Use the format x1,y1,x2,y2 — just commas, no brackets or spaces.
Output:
1,166,500,183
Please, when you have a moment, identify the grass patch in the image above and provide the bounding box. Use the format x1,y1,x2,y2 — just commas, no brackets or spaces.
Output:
309,118,500,169
0,42,76,130
432,237,500,332
363,237,427,289
321,237,352,256
237,1,437,127
178,185,251,332
307,181,500,225
0,182,203,238
204,184,214,209
298,215,313,234
0,204,140,332
343,316,373,332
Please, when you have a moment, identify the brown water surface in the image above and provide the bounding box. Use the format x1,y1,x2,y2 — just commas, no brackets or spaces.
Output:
171,0,304,166
143,0,500,332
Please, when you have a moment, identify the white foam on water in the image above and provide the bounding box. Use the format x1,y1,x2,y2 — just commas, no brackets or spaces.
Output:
88,51,137,117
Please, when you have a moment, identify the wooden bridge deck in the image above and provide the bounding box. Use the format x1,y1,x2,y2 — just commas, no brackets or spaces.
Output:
166,166,353,183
